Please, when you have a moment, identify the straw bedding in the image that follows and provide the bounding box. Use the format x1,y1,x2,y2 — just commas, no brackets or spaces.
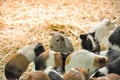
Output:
0,0,120,79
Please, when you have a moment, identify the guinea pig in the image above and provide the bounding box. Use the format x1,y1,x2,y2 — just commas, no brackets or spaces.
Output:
63,67,89,80
80,32,100,54
109,26,120,52
45,66,63,80
19,71,50,80
5,42,45,80
89,57,120,78
89,18,116,49
89,73,120,80
34,50,63,73
65,49,109,75
49,32,74,72
49,32,74,54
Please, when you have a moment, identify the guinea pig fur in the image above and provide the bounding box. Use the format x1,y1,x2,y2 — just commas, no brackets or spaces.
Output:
49,32,74,54
80,32,100,54
89,57,120,78
65,49,109,75
89,73,120,80
63,67,89,80
45,66,63,80
34,50,63,73
109,26,120,52
19,71,50,80
5,42,45,80
89,18,115,42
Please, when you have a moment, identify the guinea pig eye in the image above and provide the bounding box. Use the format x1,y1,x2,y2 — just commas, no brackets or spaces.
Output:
56,39,60,42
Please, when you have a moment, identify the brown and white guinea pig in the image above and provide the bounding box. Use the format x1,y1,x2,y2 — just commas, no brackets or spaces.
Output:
109,26,120,52
89,57,120,79
34,50,63,73
80,32,100,54
5,42,45,80
89,19,115,45
63,67,89,80
65,49,109,75
49,32,74,54
90,73,120,80
19,71,50,80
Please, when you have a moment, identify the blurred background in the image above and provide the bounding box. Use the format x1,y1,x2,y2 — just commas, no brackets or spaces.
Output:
0,0,120,79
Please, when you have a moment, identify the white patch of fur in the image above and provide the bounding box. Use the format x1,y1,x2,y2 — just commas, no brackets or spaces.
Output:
99,67,109,75
65,49,106,74
100,50,108,56
46,50,56,67
87,34,96,50
110,44,120,52
90,19,115,44
18,45,35,62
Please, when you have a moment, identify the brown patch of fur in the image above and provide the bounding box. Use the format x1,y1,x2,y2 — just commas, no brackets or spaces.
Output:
54,52,62,68
6,53,30,71
90,74,120,80
65,54,71,65
63,67,89,80
94,57,108,68
22,71,50,80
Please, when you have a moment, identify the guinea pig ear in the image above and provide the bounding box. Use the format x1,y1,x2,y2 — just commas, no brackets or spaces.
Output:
80,34,87,40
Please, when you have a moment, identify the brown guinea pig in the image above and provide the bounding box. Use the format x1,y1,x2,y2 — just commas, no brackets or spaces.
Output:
63,67,89,80
5,42,45,80
49,32,74,54
20,71,50,80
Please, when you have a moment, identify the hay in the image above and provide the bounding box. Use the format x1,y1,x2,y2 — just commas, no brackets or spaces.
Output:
0,0,120,79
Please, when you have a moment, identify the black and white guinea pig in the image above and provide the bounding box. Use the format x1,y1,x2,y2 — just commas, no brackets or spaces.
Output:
109,26,120,52
63,67,89,80
90,73,120,80
49,32,74,54
5,42,45,80
80,32,100,54
89,57,120,79
34,50,63,72
65,49,108,75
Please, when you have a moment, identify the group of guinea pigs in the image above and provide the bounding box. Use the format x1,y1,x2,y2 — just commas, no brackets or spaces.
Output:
5,19,120,80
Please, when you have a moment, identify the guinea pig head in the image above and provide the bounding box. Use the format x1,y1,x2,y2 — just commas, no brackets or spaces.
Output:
80,32,100,53
94,56,109,68
49,32,74,53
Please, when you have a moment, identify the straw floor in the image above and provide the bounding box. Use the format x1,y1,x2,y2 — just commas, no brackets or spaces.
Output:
0,0,120,79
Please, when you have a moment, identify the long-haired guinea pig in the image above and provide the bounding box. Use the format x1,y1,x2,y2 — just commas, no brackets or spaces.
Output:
65,49,109,75
49,32,74,54
5,42,45,80
63,67,89,80
34,50,63,72
80,32,100,54
90,73,120,80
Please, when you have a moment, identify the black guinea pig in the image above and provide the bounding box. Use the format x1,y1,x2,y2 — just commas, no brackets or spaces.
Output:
5,42,45,80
